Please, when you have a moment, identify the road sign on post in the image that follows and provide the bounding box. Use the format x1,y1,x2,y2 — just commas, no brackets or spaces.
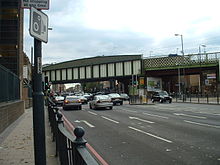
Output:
21,0,49,10
30,7,48,43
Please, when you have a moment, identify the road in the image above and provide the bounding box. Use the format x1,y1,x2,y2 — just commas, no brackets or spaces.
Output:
61,102,220,165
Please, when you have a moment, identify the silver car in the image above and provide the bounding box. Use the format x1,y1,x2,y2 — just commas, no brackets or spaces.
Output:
89,95,113,110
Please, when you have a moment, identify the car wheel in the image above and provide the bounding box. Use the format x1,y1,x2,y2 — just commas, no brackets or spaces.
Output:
79,106,82,110
159,99,163,103
120,102,123,105
109,106,113,110
89,104,92,109
169,100,172,103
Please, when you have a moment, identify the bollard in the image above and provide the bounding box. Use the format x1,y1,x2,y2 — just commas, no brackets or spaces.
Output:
73,127,87,146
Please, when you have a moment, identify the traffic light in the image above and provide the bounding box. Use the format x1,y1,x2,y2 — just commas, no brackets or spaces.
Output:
44,76,49,90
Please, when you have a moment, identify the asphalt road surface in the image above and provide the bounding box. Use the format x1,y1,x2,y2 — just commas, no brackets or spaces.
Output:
61,102,220,165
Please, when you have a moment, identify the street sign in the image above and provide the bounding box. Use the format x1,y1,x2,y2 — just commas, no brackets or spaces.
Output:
29,7,48,43
21,0,49,10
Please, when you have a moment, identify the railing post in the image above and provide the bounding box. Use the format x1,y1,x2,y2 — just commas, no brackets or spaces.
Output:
73,127,87,164
56,112,63,157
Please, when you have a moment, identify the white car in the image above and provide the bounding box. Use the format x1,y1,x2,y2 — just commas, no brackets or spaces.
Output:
89,95,113,110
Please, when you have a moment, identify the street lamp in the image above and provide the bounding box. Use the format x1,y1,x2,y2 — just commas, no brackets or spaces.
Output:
175,34,185,99
198,44,206,94
175,34,184,56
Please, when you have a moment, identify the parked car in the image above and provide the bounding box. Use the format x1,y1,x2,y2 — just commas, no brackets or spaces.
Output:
151,91,172,103
108,93,123,105
63,96,82,110
89,95,113,110
53,96,65,106
120,93,130,101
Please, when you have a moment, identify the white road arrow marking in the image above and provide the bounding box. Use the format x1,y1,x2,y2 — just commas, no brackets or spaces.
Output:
173,113,206,119
129,117,154,124
74,120,95,128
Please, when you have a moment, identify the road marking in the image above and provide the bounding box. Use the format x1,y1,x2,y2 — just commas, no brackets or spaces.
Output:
101,116,119,124
74,120,95,128
143,113,168,119
128,126,173,143
88,111,98,116
184,120,220,129
124,109,138,113
173,113,206,119
129,116,154,124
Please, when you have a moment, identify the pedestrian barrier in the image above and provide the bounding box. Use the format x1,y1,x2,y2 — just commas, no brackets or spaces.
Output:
47,98,99,165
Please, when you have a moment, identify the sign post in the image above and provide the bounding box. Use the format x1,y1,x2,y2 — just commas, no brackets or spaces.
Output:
28,6,48,165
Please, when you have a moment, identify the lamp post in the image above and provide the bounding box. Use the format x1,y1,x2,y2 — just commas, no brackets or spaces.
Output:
175,34,185,99
175,34,184,56
198,44,206,94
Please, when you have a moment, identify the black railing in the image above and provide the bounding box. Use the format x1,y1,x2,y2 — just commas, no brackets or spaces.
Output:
0,64,20,103
47,98,99,165
173,93,220,104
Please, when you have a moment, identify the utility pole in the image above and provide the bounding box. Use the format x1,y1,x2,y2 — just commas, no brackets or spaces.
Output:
32,38,46,165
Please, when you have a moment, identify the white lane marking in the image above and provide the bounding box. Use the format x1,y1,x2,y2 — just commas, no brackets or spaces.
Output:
74,120,95,128
129,116,154,124
173,113,207,119
88,111,98,116
143,113,169,119
125,110,138,113
101,116,119,124
128,126,173,143
184,120,220,129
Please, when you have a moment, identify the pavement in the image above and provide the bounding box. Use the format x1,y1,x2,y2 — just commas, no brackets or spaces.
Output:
0,107,59,165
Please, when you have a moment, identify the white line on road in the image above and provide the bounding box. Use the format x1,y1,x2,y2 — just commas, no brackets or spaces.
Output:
173,113,207,119
184,120,220,129
88,111,98,116
128,126,173,143
143,113,169,119
101,116,119,124
74,120,95,128
129,116,155,124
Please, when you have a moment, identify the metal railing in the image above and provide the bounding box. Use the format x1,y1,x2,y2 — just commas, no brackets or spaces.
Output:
0,64,20,103
173,93,220,105
144,52,220,70
47,98,99,165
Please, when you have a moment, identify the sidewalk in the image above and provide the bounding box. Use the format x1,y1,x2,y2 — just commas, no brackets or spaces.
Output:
0,107,59,165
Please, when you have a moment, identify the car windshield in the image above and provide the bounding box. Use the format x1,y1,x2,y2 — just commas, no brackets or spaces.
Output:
108,93,120,97
66,96,80,101
97,95,110,100
158,91,168,96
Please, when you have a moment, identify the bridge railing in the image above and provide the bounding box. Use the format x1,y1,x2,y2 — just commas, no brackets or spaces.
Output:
0,64,20,103
144,52,220,69
47,98,99,165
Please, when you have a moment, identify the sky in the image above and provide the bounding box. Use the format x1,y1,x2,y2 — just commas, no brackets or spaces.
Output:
23,0,220,65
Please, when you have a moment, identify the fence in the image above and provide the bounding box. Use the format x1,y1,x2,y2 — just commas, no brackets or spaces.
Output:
173,93,220,104
0,64,20,103
47,98,99,165
129,93,220,105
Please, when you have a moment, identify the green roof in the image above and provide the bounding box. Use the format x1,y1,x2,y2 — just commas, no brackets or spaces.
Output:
43,54,143,71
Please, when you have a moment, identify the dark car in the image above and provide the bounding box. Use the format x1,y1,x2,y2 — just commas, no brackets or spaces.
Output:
151,91,172,103
108,93,123,105
63,96,82,110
